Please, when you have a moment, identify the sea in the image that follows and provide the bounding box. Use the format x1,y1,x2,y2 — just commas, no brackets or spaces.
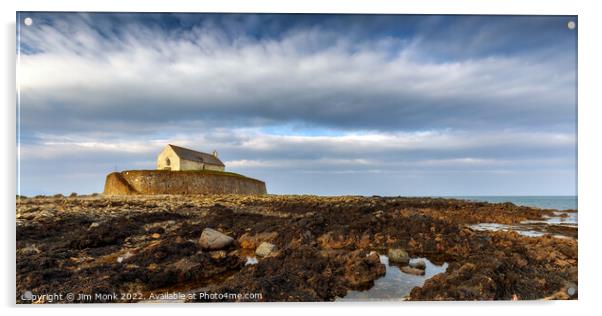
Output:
445,196,577,211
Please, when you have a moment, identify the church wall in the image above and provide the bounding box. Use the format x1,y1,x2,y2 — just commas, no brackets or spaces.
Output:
156,147,180,171
179,159,205,171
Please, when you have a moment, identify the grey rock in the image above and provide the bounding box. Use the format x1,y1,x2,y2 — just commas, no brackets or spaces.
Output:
387,248,409,264
199,228,234,250
255,242,277,257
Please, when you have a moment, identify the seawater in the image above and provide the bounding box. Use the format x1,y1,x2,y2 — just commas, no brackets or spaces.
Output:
448,196,577,211
338,256,448,301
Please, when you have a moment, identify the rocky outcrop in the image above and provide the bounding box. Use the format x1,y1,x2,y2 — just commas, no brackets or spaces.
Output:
103,170,267,195
16,194,578,303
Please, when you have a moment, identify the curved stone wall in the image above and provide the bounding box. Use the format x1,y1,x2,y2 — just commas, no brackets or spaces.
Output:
103,170,267,195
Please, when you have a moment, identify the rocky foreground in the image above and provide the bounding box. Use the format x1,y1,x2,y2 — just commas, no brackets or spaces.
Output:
16,195,577,303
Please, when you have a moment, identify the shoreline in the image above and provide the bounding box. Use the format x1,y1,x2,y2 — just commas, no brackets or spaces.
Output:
16,194,578,302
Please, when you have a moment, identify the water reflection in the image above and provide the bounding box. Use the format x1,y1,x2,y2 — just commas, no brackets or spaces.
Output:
338,255,447,301
469,209,578,238
521,210,578,226
469,223,546,237
245,256,258,265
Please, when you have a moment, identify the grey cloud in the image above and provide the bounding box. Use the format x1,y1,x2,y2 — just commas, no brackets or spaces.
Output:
16,13,577,196
18,14,576,136
17,128,575,196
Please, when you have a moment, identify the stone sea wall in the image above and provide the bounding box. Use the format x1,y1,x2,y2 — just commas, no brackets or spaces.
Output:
103,170,267,195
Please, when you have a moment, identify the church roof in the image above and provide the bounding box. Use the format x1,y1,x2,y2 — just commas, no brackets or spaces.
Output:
167,144,225,167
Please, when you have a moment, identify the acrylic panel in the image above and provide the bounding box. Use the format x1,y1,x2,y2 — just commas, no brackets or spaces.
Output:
16,12,577,303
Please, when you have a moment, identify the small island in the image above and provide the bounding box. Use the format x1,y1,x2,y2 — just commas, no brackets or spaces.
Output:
103,145,267,196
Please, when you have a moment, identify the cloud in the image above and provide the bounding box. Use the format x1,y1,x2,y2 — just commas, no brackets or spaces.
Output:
16,13,577,196
18,127,576,195
18,13,576,136
20,128,574,171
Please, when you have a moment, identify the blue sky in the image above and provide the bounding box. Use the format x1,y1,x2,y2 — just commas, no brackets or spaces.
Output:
16,13,577,196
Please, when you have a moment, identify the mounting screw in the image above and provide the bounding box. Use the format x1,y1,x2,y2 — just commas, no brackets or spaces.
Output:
567,21,576,30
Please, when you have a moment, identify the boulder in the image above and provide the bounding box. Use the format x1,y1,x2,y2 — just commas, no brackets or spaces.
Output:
387,248,409,264
255,242,277,257
198,228,234,250
410,259,426,270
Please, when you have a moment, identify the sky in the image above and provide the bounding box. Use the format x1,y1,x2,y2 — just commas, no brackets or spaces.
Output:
16,13,577,196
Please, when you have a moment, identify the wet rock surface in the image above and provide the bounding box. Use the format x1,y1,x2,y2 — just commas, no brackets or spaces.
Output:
401,266,425,276
16,195,577,303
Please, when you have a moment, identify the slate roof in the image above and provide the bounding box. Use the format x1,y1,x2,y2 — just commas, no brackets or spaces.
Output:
167,144,225,167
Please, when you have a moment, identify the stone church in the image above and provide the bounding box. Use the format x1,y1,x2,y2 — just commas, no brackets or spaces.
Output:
156,144,225,171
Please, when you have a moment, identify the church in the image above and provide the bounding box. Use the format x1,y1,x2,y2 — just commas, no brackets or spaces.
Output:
156,144,225,172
